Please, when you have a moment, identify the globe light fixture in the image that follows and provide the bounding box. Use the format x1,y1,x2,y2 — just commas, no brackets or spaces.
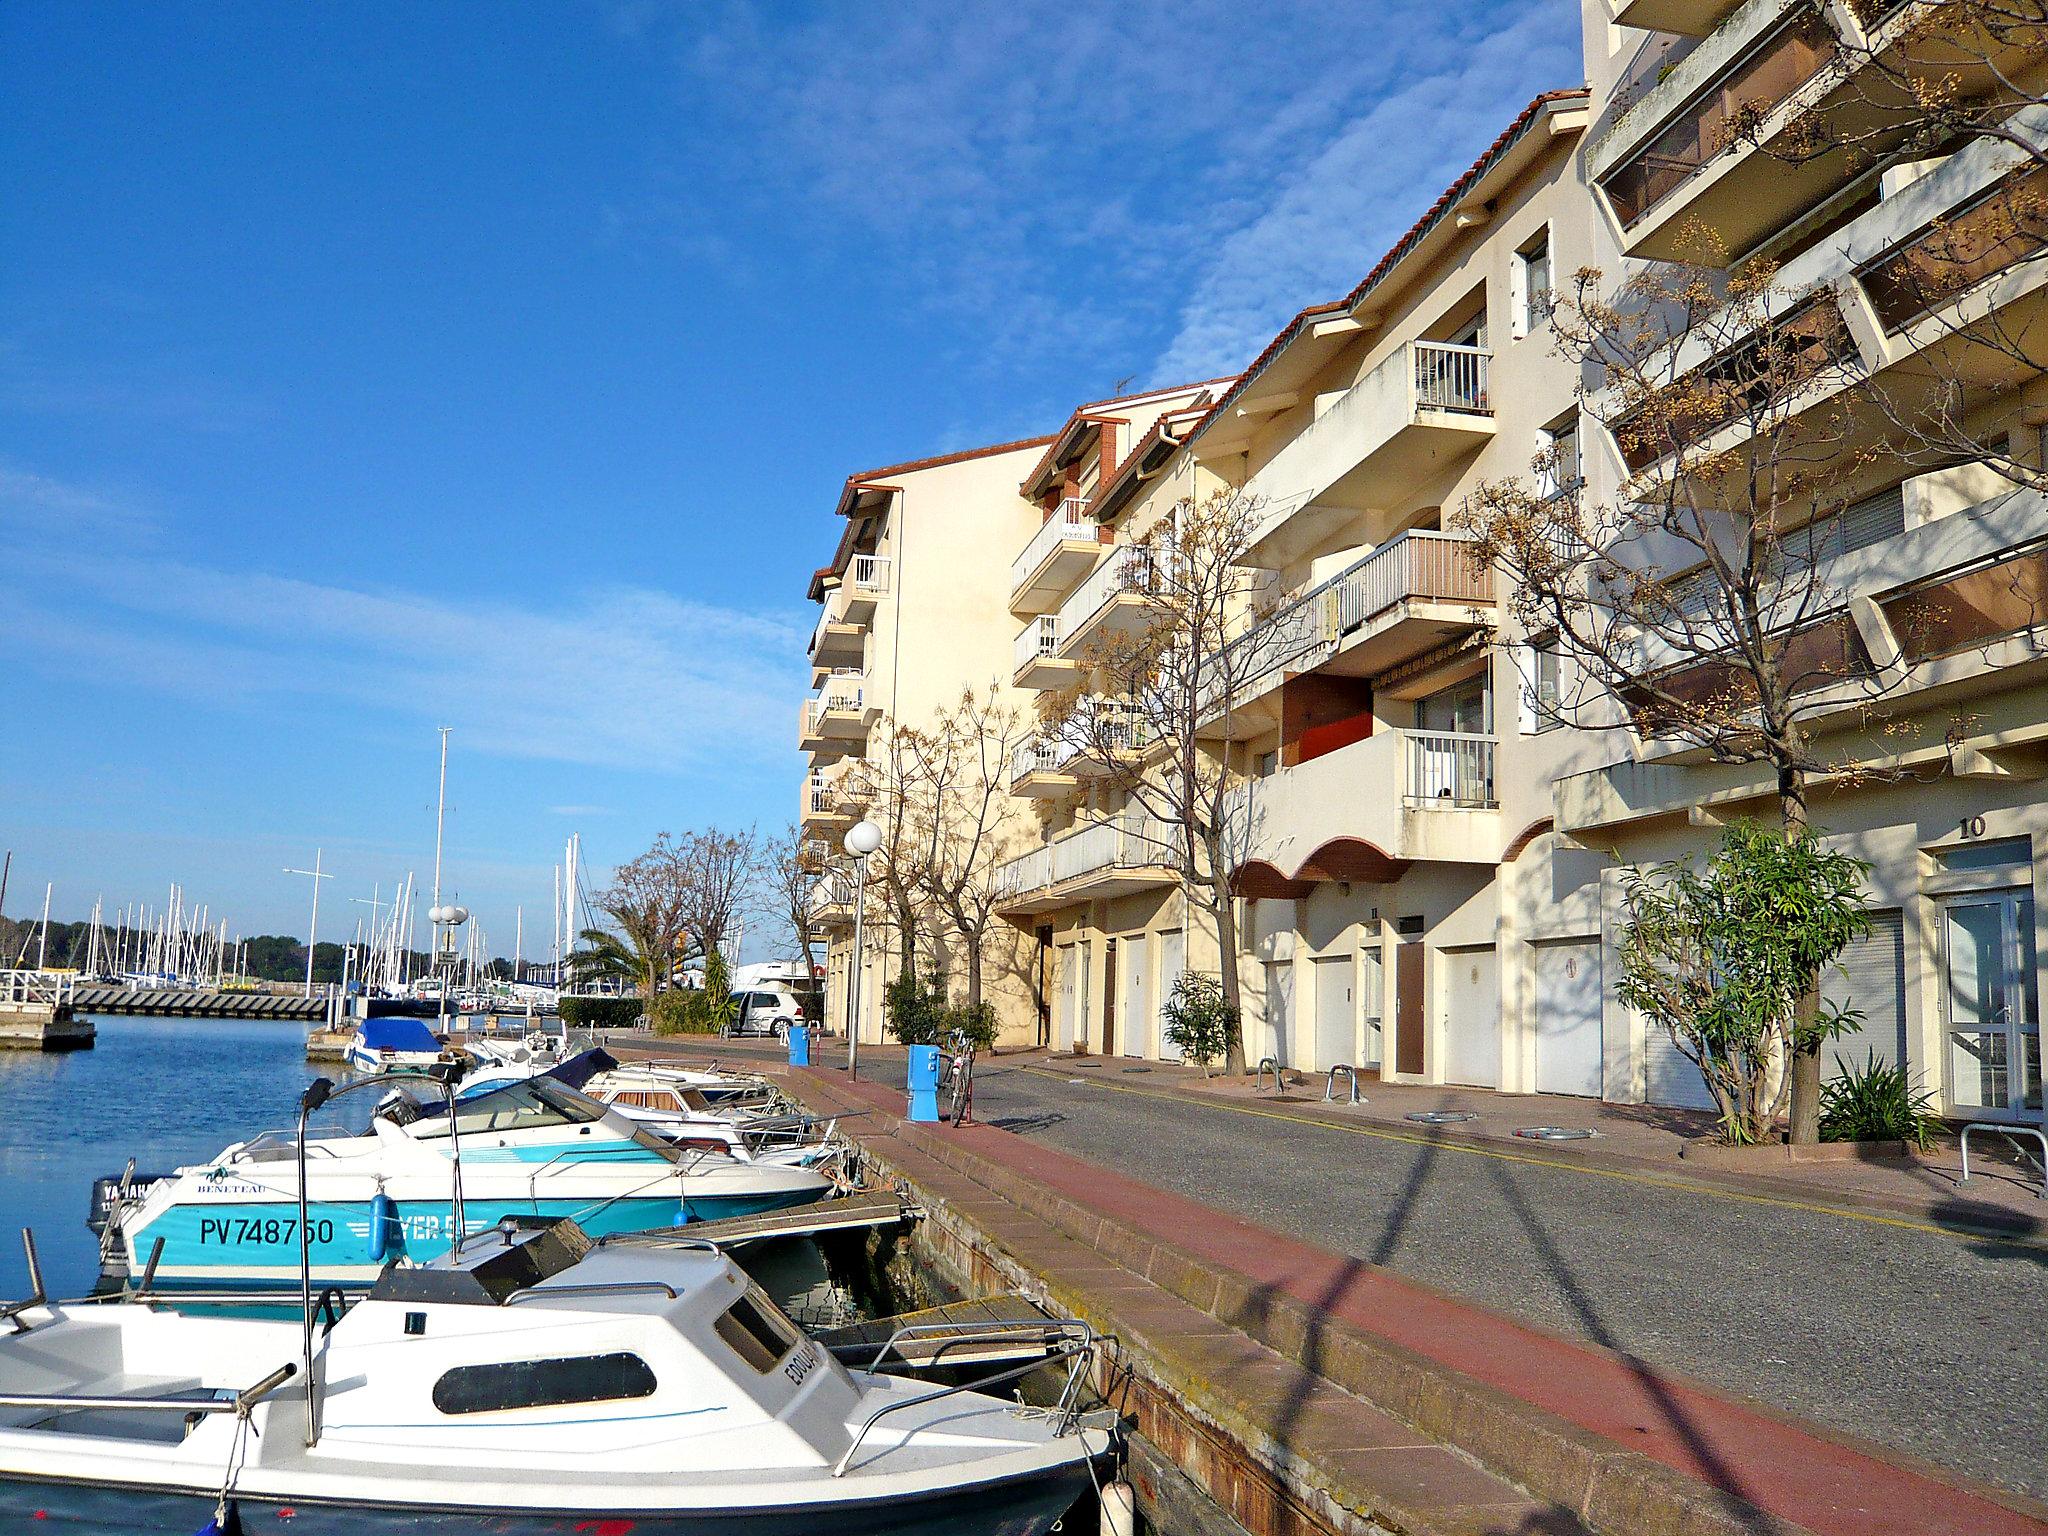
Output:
844,820,883,857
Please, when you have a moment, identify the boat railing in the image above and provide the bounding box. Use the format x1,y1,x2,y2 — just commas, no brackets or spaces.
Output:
834,1323,1098,1477
502,1279,681,1306
0,1356,298,1419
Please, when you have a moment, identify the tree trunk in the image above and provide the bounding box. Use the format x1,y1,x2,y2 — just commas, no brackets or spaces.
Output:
1780,758,1824,1146
964,922,984,1009
1212,877,1247,1077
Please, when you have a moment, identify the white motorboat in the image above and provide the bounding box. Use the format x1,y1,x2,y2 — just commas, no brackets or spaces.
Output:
0,1215,1106,1533
341,1017,452,1075
105,1068,834,1292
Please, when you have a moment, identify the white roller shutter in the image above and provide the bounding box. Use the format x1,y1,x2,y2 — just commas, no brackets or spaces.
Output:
1820,909,1906,1078
1645,1024,1717,1110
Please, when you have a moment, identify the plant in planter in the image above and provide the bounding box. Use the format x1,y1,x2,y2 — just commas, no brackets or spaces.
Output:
1161,972,1238,1077
1819,1051,1945,1151
1616,820,1871,1146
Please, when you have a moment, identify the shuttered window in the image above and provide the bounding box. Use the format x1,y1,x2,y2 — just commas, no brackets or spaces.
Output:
1821,909,1907,1076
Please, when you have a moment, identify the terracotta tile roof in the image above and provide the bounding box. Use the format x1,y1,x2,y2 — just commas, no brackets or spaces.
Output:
1019,376,1241,499
1183,88,1590,450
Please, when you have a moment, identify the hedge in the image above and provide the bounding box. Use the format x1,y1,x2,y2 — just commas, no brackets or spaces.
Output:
558,995,645,1031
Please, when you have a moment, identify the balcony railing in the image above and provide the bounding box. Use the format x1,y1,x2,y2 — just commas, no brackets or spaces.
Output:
1404,732,1497,807
802,672,866,737
849,554,891,591
806,774,835,815
1412,341,1492,415
1212,531,1493,709
1010,499,1095,589
1058,545,1156,645
809,872,857,917
1013,615,1060,676
1011,735,1077,782
995,812,1176,899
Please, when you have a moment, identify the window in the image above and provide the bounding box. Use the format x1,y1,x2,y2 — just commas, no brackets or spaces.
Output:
716,1289,802,1373
432,1353,656,1415
1881,544,2048,662
1936,838,2031,873
1522,639,1564,734
1515,230,1552,339
1538,416,1581,500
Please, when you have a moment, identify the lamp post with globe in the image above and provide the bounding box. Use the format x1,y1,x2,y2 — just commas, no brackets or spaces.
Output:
842,819,883,1078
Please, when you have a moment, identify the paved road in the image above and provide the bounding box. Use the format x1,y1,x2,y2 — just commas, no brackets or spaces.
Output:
966,1062,2048,1502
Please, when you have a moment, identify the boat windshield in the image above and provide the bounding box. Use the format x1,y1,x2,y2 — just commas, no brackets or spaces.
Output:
414,1078,607,1139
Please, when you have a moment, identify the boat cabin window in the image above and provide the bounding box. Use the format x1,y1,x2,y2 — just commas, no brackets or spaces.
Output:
715,1288,803,1373
431,1351,657,1415
414,1078,607,1139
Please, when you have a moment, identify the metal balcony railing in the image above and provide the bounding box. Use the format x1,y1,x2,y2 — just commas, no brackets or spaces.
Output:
1058,545,1156,642
849,554,891,591
995,812,1176,898
1011,736,1075,782
806,774,835,815
803,673,867,737
1404,732,1497,807
1010,499,1095,589
1013,616,1060,675
1412,341,1492,415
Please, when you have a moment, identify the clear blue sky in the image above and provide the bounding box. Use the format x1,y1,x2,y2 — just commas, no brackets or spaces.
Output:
1,1,1580,952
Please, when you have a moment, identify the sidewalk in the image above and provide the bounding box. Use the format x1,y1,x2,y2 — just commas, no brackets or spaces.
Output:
613,1032,2047,1237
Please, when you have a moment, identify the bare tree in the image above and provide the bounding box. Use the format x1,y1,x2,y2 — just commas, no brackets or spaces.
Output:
901,685,1033,1011
674,826,759,964
577,833,694,998
762,823,828,1002
1454,257,2039,1139
1038,489,1281,1076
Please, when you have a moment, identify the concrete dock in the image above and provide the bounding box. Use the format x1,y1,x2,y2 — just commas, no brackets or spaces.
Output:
0,973,94,1050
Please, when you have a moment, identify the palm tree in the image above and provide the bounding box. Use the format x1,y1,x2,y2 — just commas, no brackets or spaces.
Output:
566,913,693,999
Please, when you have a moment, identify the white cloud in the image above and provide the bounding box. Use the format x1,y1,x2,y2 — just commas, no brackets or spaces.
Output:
0,471,809,775
1153,6,1585,381
619,0,1582,384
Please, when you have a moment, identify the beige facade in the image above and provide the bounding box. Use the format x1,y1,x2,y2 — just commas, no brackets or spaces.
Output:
804,0,2048,1125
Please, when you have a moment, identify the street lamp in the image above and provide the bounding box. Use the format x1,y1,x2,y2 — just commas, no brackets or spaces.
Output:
842,819,883,1078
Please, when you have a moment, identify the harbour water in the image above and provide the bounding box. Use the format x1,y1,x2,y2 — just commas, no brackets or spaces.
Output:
0,1014,318,1297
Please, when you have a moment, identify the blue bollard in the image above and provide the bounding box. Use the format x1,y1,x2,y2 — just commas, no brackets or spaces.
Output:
906,1044,941,1123
787,1023,810,1067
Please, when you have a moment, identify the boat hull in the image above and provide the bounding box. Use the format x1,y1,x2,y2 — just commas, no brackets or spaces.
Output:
0,1463,1090,1535
123,1187,827,1290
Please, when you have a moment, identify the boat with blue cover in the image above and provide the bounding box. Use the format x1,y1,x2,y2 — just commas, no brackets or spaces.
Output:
341,1017,449,1074
102,1071,835,1292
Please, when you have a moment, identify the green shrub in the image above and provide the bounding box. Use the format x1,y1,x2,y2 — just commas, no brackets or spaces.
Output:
647,989,708,1036
557,995,643,1032
1162,973,1237,1072
939,1000,999,1051
885,972,945,1046
1819,1051,1945,1150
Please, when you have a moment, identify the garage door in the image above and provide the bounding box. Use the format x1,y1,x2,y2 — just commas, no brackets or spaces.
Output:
1534,940,1603,1098
1157,929,1186,1060
1313,954,1355,1072
1645,1023,1716,1109
1820,910,1906,1078
1055,945,1076,1051
1443,946,1499,1088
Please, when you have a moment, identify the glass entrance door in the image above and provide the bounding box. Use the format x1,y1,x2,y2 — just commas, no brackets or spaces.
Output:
1942,892,2041,1118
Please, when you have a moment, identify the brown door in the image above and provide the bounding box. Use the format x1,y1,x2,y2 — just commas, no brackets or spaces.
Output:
1101,939,1118,1056
1395,942,1426,1076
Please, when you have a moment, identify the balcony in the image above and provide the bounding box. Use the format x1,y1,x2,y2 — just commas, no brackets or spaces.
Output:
808,605,865,671
1009,701,1153,796
837,554,893,624
1054,545,1159,661
1012,615,1079,690
1591,0,1905,263
1239,340,1495,570
809,871,858,928
1611,0,1744,34
993,813,1179,916
1009,499,1103,616
1204,531,1496,734
800,772,855,832
1234,729,1504,891
798,672,873,756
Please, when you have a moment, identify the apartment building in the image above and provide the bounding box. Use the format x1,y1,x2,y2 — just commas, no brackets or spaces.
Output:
1560,0,2048,1119
800,388,1229,1050
994,92,1599,1086
799,436,1050,1047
